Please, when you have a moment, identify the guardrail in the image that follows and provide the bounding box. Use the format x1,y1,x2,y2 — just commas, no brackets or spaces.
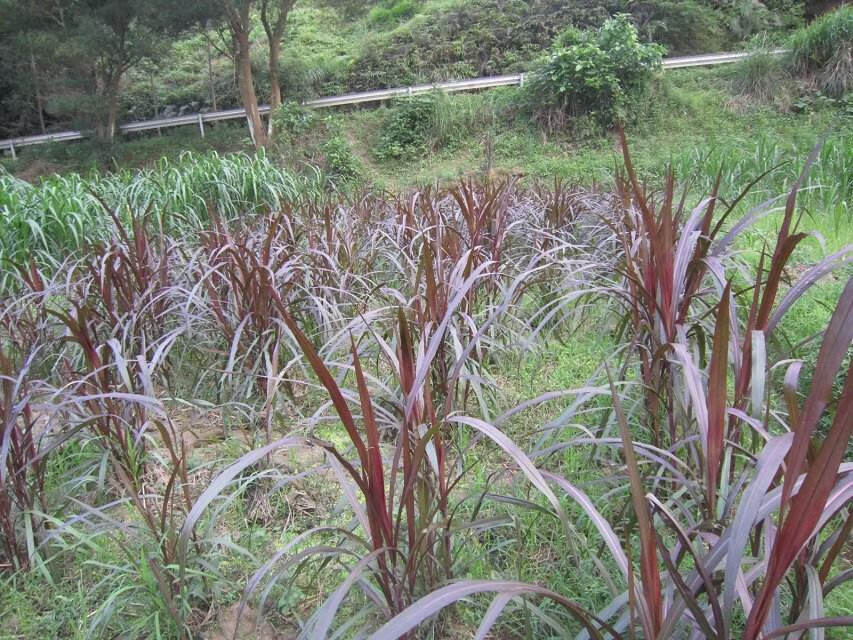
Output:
0,50,784,157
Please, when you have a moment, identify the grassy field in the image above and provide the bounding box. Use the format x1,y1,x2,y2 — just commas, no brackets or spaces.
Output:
1,123,852,638
1,51,852,639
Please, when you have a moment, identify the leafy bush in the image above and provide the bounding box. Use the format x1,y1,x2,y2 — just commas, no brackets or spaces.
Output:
368,0,418,25
527,15,665,128
272,100,317,140
376,95,436,159
374,91,501,160
789,5,853,97
321,135,363,184
629,0,728,54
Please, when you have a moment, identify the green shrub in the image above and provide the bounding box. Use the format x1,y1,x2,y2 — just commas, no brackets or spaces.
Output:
789,5,853,97
368,0,418,25
376,95,436,159
629,0,728,54
374,91,501,160
321,135,362,184
527,14,664,129
273,100,318,140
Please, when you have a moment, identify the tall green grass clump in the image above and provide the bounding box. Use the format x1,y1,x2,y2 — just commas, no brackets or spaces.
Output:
789,5,853,97
0,151,318,292
732,35,788,101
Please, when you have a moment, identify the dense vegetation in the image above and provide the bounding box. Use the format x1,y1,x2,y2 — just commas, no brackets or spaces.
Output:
0,0,819,140
1,128,851,638
0,4,851,639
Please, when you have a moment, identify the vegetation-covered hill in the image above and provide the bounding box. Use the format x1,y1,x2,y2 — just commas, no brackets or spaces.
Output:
0,0,815,138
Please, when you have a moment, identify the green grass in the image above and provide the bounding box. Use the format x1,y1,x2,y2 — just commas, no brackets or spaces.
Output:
789,5,853,97
337,69,848,193
1,123,252,178
0,148,319,291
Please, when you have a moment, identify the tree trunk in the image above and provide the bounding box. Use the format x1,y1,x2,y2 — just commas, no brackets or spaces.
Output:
234,30,268,149
206,35,218,111
261,0,295,136
94,70,122,142
268,36,282,111
29,50,46,135
267,36,282,137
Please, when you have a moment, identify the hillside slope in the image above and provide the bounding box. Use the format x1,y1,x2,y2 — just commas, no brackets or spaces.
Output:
1,0,806,137
125,0,803,120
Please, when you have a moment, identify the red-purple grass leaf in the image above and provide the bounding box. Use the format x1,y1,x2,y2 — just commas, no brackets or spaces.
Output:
393,308,418,567
756,139,825,332
617,128,655,236
766,246,853,334
749,330,766,420
328,455,371,539
819,510,853,583
804,565,824,639
422,235,439,322
722,433,794,630
652,527,718,639
275,299,370,480
540,470,628,578
672,343,709,445
763,617,853,639
782,277,853,509
783,361,803,430
746,357,853,639
367,580,616,640
351,336,393,548
648,495,724,638
605,363,662,637
706,283,731,516
709,163,783,239
473,593,516,640
756,233,809,330
449,416,569,536
403,261,491,423
305,548,391,640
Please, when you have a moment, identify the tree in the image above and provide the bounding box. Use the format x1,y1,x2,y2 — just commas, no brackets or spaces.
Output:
0,0,68,137
72,1,166,140
261,0,296,115
165,0,275,149
216,0,301,147
219,0,269,148
0,0,194,141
